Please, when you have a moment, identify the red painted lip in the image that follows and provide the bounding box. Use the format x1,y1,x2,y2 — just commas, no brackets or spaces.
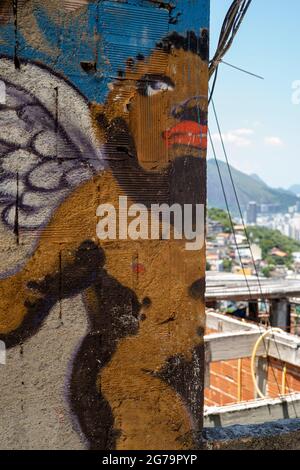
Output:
163,121,207,150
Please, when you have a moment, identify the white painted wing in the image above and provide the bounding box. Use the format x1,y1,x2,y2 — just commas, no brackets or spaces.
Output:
0,58,103,231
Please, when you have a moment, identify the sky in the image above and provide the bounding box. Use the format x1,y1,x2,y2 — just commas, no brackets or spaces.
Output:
209,0,300,189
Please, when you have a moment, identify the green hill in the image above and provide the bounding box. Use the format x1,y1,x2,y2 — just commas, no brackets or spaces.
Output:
207,159,298,213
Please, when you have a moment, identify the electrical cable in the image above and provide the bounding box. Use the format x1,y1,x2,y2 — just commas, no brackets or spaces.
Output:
209,127,283,398
209,99,298,412
209,0,253,79
220,60,264,80
208,65,218,105
251,328,283,399
211,96,271,325
208,129,254,298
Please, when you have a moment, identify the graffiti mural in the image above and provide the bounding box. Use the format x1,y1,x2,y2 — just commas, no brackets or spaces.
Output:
0,0,209,450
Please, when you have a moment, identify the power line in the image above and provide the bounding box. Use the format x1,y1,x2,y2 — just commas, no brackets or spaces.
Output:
220,60,264,80
208,59,263,106
208,127,283,400
209,0,253,79
210,96,270,323
208,1,255,103
208,66,218,105
208,130,254,297
209,97,298,412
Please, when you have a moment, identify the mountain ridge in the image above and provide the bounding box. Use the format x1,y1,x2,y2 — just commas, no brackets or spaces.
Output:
208,159,298,213
289,184,300,196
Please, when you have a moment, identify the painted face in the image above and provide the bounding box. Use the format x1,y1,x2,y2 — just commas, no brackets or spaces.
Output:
92,35,208,173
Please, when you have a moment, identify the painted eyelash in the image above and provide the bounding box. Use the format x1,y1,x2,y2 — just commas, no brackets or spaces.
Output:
136,74,175,96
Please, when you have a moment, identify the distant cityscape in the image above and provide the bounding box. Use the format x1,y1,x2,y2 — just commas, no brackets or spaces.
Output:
206,158,300,279
207,201,300,279
246,200,300,242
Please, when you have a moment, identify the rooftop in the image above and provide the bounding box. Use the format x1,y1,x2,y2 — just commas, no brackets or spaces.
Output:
206,272,300,301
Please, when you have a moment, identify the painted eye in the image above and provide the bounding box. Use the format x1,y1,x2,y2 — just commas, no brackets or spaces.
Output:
137,74,175,97
145,80,173,96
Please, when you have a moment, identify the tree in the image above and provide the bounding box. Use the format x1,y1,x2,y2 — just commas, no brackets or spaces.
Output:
223,259,232,273
248,226,300,268
208,208,232,233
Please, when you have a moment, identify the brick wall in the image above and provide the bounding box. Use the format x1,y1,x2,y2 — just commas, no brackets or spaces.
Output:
205,337,300,407
268,358,300,397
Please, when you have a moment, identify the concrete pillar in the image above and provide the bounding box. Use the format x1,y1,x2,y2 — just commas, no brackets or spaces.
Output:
0,0,209,450
270,298,291,332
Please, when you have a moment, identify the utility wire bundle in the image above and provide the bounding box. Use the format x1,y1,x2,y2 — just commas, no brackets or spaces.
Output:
209,0,252,79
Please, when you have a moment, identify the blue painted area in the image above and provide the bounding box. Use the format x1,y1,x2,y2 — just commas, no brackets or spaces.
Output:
153,0,209,34
0,0,209,103
98,1,169,75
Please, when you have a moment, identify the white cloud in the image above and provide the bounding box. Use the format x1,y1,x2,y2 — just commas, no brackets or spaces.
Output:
264,136,283,147
234,128,254,136
211,128,254,147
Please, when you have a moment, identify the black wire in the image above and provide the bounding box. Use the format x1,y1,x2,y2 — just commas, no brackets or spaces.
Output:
208,66,218,105
208,127,283,399
208,129,254,298
210,98,298,411
209,0,253,79
220,60,264,80
211,97,271,324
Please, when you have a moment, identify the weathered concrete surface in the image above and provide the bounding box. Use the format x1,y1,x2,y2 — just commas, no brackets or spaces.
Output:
0,296,87,449
203,419,300,450
204,394,300,428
